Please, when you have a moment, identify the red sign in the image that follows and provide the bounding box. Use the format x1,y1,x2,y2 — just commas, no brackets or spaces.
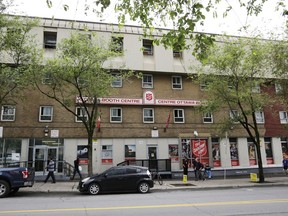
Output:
192,140,208,157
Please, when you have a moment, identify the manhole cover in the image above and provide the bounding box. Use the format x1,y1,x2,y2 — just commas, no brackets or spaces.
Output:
170,183,196,187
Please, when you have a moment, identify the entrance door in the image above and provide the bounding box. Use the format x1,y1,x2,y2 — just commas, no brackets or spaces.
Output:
34,146,58,174
148,146,158,171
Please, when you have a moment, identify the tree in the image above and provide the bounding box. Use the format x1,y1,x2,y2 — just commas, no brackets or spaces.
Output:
46,0,287,60
0,14,41,106
31,32,131,175
196,36,275,183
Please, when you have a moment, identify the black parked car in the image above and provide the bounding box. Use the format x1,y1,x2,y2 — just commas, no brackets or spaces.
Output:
78,165,154,195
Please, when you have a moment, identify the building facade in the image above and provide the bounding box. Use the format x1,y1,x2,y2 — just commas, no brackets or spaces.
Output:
0,16,287,177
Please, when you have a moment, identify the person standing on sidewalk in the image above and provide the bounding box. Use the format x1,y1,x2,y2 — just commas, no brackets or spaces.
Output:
71,157,82,180
44,157,56,183
182,157,189,182
194,158,204,181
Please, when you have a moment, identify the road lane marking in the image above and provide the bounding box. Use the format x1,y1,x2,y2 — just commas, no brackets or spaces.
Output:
1,199,288,214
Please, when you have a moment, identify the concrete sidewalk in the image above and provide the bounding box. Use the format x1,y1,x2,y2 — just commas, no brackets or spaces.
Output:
21,176,288,193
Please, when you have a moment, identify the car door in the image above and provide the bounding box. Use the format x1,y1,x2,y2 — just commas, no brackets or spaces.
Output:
125,167,141,190
100,167,127,191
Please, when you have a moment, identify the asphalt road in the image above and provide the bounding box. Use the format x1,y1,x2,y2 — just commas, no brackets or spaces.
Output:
1,186,288,216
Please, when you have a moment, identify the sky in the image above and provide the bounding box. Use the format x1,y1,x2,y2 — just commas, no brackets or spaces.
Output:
6,0,288,38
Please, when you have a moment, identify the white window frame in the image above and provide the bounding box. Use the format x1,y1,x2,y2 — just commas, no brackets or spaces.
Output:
143,39,153,55
173,50,182,58
39,106,53,122
230,110,239,123
1,105,16,121
111,72,122,88
75,107,88,122
142,74,153,88
251,83,260,93
275,83,282,94
111,36,123,53
203,112,213,123
255,111,265,124
143,108,154,123
172,76,182,89
110,107,122,123
279,111,288,124
101,145,113,162
174,109,184,123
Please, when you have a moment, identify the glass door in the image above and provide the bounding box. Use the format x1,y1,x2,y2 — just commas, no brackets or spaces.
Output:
148,146,158,171
34,146,58,174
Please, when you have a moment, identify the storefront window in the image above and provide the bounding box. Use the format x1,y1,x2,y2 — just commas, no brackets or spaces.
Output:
229,138,239,166
102,145,113,164
264,137,273,164
169,144,179,162
212,138,221,167
247,138,257,165
125,145,136,160
281,138,288,157
0,138,21,164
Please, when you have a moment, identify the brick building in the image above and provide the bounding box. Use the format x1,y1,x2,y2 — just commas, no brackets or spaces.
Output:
1,16,287,177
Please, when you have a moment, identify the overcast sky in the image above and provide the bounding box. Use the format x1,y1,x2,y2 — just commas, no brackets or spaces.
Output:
7,0,288,38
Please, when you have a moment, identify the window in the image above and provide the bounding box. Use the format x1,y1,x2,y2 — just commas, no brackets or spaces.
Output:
142,74,153,88
39,106,53,122
275,83,282,94
279,111,288,124
200,80,208,91
44,31,57,49
230,138,239,166
110,107,122,122
247,138,257,165
264,137,273,164
1,105,15,121
203,112,213,123
143,39,153,55
174,109,184,123
102,145,113,164
172,76,182,89
111,36,123,53
125,145,136,159
111,72,122,87
77,77,88,87
255,111,264,123
173,50,182,58
230,110,239,123
251,83,260,93
76,107,88,122
143,108,154,123
42,73,52,85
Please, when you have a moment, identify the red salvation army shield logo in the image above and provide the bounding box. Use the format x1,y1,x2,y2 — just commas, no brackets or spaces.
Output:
146,93,153,101
192,140,207,157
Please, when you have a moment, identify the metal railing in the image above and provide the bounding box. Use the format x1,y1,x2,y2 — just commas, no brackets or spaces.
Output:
117,159,171,173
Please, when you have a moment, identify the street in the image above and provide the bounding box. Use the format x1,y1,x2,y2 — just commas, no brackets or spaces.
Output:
0,186,287,216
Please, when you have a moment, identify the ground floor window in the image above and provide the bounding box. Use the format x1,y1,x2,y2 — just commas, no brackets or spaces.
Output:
125,145,136,160
247,138,257,165
264,137,273,164
0,138,21,164
281,138,288,157
102,145,113,164
212,138,220,167
229,138,239,166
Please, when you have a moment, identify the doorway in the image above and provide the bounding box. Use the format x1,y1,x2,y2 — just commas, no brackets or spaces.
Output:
148,145,158,171
34,146,58,174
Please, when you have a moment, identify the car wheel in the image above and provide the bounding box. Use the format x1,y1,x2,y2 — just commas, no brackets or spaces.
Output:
0,180,10,198
138,182,150,194
88,183,100,195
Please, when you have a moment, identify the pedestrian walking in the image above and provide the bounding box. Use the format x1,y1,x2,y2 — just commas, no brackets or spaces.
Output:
44,157,56,183
282,156,288,175
71,157,82,180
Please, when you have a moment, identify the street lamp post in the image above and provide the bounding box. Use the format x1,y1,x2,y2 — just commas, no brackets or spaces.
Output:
194,130,201,161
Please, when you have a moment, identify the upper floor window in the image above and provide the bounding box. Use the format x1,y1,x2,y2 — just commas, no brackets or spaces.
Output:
111,71,122,88
44,31,57,49
111,36,123,53
279,111,288,124
1,105,15,121
255,111,265,123
174,109,184,123
251,83,260,93
143,108,154,123
110,107,122,122
39,106,53,122
203,112,213,123
143,39,153,55
173,50,182,58
172,76,182,89
76,107,88,122
230,110,239,123
200,80,208,91
142,74,153,88
275,83,282,94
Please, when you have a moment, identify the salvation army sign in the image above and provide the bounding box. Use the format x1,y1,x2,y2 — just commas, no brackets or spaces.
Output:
192,139,208,157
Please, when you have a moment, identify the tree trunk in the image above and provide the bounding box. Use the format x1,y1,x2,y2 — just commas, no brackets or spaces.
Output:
87,133,93,176
256,142,265,183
